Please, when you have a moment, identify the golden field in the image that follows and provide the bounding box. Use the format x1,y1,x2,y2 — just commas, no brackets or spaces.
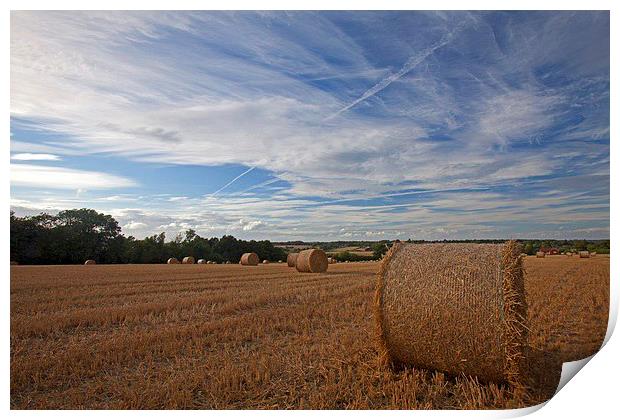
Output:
10,255,609,409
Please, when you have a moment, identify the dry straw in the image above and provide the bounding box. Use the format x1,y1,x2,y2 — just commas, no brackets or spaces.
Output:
84,260,96,265
287,253,299,267
536,252,545,258
240,252,259,266
579,251,590,258
375,241,528,388
182,256,195,264
295,249,328,273
167,258,179,264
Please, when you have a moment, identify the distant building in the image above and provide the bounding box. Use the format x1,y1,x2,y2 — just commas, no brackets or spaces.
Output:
540,247,560,255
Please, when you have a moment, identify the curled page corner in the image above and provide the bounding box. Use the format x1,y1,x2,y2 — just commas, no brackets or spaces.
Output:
555,356,595,395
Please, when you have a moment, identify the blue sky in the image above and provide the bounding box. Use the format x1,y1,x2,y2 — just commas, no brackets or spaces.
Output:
10,11,609,240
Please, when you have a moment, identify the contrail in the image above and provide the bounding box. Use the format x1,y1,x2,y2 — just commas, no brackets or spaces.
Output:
210,166,256,197
325,24,466,121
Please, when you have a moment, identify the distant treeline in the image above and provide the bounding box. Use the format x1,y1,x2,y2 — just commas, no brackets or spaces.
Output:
281,238,611,257
11,209,609,265
10,209,287,265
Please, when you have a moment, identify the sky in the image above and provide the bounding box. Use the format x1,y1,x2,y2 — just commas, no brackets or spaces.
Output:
10,11,610,241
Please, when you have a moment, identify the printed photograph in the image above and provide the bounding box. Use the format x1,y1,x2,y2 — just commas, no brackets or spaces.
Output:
9,10,610,410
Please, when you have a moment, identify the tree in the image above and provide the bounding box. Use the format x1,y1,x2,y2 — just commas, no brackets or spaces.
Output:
372,242,388,260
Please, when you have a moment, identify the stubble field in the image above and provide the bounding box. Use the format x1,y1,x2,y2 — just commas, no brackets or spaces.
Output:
10,256,609,409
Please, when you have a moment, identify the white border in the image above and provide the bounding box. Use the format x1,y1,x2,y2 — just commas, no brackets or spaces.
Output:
3,1,616,418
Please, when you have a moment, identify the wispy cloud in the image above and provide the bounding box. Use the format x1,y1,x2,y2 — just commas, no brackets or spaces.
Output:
11,153,61,161
11,164,137,190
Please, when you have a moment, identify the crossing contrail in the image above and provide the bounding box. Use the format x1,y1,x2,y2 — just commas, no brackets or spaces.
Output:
210,166,256,197
325,23,467,121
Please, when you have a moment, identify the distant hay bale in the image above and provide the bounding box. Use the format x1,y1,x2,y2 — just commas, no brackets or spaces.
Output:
226,261,231,264
278,260,283,263
263,260,269,264
375,241,527,387
579,251,590,258
590,252,597,257
84,260,96,265
197,259,206,264
240,252,259,266
566,252,572,256
167,257,179,264
10,261,18,265
287,253,299,267
295,249,328,273
182,256,195,264
535,252,545,258
327,257,335,264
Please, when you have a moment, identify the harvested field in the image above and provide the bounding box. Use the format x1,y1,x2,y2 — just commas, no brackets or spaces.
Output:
10,256,609,409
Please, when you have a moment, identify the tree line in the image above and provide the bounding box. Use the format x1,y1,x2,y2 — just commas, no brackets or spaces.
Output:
10,209,287,265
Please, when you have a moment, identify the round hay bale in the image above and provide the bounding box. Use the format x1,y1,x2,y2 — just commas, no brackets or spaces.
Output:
295,249,328,273
182,256,195,264
287,253,299,267
278,260,283,263
262,260,269,264
10,261,18,265
84,259,96,265
375,241,528,386
566,252,572,256
327,257,334,264
167,257,179,264
197,259,206,264
535,251,545,258
590,252,597,257
579,251,590,258
226,261,231,264
240,252,259,266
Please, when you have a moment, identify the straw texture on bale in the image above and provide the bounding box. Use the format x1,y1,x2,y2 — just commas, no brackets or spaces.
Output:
167,258,179,264
240,253,259,266
579,251,590,258
375,241,527,387
287,253,298,267
182,256,195,264
84,260,96,265
295,249,328,273
197,259,206,264
536,252,545,258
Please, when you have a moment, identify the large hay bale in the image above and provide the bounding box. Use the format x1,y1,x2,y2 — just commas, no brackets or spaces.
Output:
535,251,545,258
375,241,527,386
295,249,328,273
167,257,179,264
84,260,96,265
287,253,299,267
182,256,195,264
240,252,259,266
197,259,206,264
579,251,590,258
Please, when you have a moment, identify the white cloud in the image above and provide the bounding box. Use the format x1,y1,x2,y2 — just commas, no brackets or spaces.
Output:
123,221,147,230
11,164,137,190
238,219,265,231
11,153,61,161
